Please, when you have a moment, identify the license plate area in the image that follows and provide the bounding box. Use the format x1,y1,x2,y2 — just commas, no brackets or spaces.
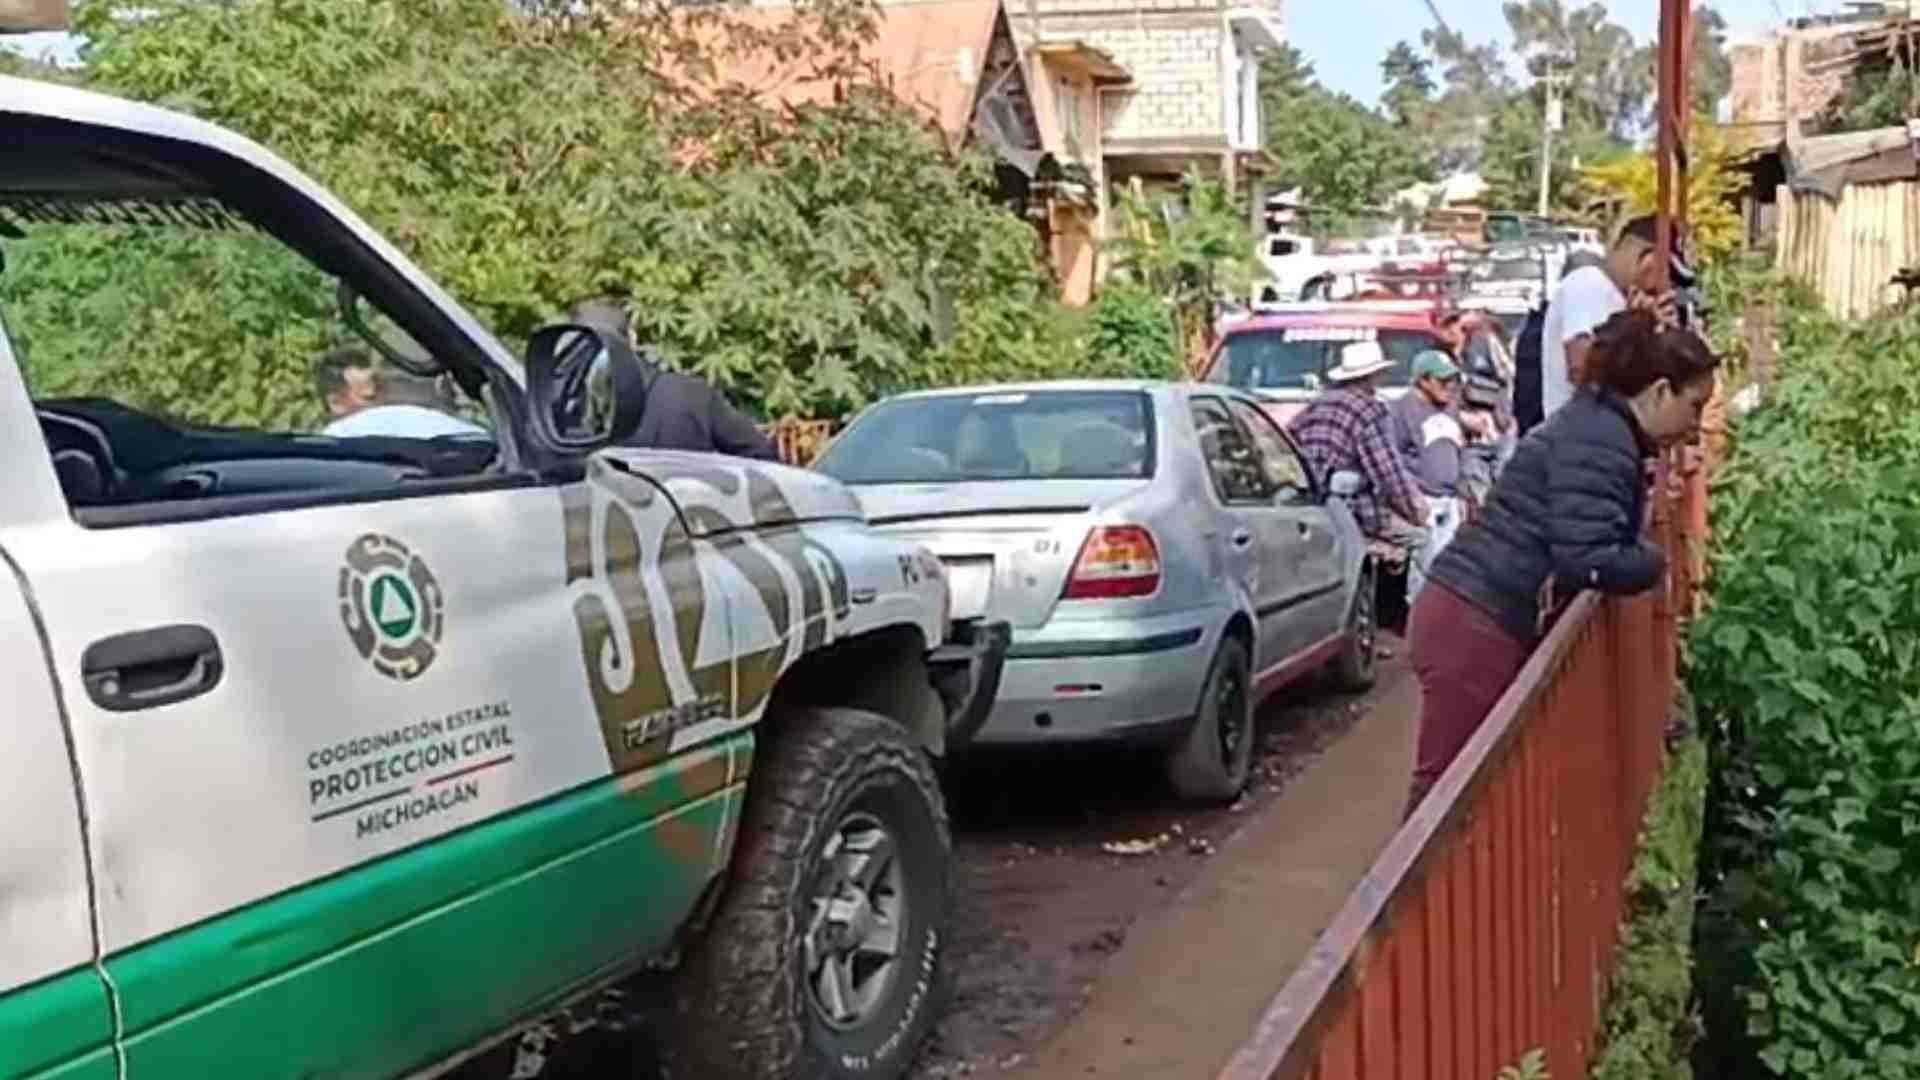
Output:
941,557,995,619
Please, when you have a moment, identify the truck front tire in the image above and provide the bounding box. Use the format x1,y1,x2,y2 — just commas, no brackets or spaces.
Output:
673,707,952,1080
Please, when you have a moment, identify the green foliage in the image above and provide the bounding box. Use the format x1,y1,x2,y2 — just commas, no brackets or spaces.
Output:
2,226,334,428
1109,170,1260,371
1691,300,1920,1077
1591,735,1707,1080
1375,5,1728,218
1497,1048,1550,1080
1578,118,1745,266
1260,45,1430,217
1817,45,1917,135
1083,283,1179,380
10,0,1066,426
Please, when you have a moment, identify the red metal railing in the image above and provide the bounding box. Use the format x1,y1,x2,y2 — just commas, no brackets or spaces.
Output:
1216,458,1706,1080
759,418,836,467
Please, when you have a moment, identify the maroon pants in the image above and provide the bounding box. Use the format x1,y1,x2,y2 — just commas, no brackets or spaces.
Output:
1406,582,1531,817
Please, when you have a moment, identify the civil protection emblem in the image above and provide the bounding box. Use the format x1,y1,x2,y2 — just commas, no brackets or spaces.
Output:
339,533,445,681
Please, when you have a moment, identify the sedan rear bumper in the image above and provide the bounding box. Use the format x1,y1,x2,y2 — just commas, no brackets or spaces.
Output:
968,610,1225,746
927,618,1011,749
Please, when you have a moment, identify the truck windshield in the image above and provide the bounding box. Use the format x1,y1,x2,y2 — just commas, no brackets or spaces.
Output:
0,195,488,440
816,390,1154,484
1206,328,1442,393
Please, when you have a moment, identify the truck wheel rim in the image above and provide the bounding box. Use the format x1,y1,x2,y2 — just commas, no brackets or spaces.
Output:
803,808,906,1030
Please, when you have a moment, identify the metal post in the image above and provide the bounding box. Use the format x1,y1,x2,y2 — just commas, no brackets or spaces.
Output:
1656,0,1689,291
1537,70,1557,218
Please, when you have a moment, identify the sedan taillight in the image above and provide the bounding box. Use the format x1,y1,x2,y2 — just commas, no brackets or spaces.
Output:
1062,525,1161,600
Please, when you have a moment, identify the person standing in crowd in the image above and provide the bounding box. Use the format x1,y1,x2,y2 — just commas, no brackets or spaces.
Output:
1289,340,1428,566
567,294,780,461
1540,216,1667,420
1439,310,1516,497
1403,310,1718,815
1390,350,1466,604
314,347,487,439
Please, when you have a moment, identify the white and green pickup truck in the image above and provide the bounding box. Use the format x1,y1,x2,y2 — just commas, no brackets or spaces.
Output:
0,76,1006,1080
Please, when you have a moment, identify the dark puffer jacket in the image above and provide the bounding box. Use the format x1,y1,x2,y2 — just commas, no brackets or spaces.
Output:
1426,387,1666,643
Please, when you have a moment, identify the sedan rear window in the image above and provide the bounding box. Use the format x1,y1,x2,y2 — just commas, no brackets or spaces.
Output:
816,391,1153,484
1205,328,1445,393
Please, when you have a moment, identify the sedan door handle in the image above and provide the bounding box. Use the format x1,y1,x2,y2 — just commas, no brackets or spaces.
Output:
1296,521,1312,537
1229,528,1253,549
82,624,224,712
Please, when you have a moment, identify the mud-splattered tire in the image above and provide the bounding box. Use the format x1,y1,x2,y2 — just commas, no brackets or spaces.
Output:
671,707,952,1080
1165,635,1254,803
1333,562,1378,692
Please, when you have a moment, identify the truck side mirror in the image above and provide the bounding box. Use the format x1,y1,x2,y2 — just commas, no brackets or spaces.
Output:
524,323,649,454
1328,470,1362,499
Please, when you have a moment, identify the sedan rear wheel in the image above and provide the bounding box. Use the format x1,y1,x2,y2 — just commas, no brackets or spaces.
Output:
1332,563,1378,691
1166,635,1254,803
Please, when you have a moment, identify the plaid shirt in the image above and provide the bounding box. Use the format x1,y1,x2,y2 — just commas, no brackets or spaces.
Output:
1288,385,1426,538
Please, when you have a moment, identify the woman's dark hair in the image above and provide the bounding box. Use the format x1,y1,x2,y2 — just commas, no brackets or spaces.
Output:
1582,309,1718,397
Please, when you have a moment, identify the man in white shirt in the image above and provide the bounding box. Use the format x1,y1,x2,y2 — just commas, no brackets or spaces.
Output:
315,347,488,439
1540,215,1666,418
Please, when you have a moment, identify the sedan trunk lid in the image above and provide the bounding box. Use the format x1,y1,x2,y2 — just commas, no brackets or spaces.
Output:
854,479,1148,629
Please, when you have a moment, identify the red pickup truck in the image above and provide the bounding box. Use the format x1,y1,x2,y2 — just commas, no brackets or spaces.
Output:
1201,307,1449,426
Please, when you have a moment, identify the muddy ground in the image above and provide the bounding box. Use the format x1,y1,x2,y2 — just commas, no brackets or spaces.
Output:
452,644,1394,1080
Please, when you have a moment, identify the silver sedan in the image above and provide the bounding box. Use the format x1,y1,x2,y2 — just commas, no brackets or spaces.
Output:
812,381,1377,802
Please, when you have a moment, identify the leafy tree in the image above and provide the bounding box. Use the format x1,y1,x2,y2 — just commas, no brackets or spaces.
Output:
1691,6,1733,119
1504,0,1650,141
1816,39,1918,135
1259,45,1429,219
1579,117,1744,265
1108,170,1261,374
10,0,1070,426
1380,42,1436,130
1414,28,1515,174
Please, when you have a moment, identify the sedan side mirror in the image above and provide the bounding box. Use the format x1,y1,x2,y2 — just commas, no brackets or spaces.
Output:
524,323,650,454
1328,470,1362,499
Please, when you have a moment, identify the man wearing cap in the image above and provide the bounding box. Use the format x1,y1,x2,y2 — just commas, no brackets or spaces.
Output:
1390,351,1467,603
1288,340,1429,568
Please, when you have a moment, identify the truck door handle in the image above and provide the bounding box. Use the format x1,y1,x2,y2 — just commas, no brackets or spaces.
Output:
82,624,223,712
1229,529,1253,549
1296,521,1312,537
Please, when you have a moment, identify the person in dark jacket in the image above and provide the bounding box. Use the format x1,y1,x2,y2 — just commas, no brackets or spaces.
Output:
1403,310,1718,816
568,295,779,461
1511,302,1547,436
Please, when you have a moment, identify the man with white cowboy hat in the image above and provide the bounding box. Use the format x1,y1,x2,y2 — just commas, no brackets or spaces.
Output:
1288,340,1430,568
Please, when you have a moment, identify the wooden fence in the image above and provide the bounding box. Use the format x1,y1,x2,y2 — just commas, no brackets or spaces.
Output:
760,418,836,467
1777,180,1920,320
1218,453,1708,1080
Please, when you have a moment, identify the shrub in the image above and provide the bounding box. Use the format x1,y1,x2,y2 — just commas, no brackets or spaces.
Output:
1690,304,1920,1078
1083,282,1180,380
1591,734,1706,1080
13,0,1067,426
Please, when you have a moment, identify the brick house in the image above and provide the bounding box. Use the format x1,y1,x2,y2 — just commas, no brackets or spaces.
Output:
1729,11,1893,149
1010,0,1283,282
1026,40,1131,303
1011,0,1279,182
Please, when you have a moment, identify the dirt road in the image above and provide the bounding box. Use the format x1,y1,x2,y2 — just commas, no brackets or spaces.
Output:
455,641,1415,1080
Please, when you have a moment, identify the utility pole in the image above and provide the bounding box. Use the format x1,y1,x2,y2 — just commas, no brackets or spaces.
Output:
1536,60,1567,218
1656,0,1690,290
